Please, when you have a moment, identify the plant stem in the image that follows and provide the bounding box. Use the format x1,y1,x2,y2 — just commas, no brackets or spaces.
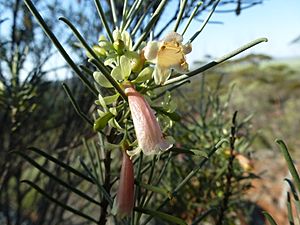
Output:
141,139,228,225
23,0,98,96
99,149,112,224
216,111,238,225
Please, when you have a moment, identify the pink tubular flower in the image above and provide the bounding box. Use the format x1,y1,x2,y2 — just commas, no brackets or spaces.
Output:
125,85,173,156
112,151,134,218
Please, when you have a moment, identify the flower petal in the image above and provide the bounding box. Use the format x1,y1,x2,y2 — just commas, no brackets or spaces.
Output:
157,42,186,69
125,86,173,155
158,139,173,151
163,31,183,42
127,147,142,158
144,41,160,62
153,66,171,85
183,43,192,54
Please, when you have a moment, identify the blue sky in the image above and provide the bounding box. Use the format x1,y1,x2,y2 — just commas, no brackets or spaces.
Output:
174,0,300,62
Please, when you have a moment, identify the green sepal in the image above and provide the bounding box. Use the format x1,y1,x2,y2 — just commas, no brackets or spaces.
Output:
93,45,106,57
125,51,144,73
132,67,153,83
113,40,125,55
120,55,131,79
153,106,181,121
103,93,120,105
93,71,113,88
97,94,108,110
111,66,123,80
109,118,123,131
93,112,114,131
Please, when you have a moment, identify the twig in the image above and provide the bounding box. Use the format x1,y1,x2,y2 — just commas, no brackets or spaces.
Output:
216,111,238,225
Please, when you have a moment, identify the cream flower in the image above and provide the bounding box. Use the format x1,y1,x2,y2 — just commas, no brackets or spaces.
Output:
144,31,192,85
125,85,173,156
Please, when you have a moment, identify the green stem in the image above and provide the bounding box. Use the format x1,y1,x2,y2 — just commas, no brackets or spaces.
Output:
109,0,118,28
21,180,98,223
123,0,143,31
14,151,101,206
136,156,157,224
120,0,128,30
141,139,229,225
182,1,203,36
276,139,300,192
62,83,93,126
93,0,114,42
173,0,187,32
143,152,173,208
58,17,127,101
23,0,98,96
189,0,221,43
133,0,168,51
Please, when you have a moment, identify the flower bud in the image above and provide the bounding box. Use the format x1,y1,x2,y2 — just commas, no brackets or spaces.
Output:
93,45,106,57
112,151,135,218
113,40,125,55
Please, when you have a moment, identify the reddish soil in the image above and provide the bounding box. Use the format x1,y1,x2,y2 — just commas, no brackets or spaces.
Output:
247,150,300,225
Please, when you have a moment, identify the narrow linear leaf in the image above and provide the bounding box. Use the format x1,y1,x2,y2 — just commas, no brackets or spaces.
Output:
109,0,118,26
58,17,128,101
13,151,100,206
285,179,300,223
276,139,300,192
137,182,171,198
152,106,181,121
171,148,208,158
79,158,114,206
141,139,229,225
287,192,295,225
263,211,278,225
173,0,187,32
93,0,113,42
191,208,217,225
27,147,94,183
59,17,99,65
62,83,93,126
123,0,143,31
189,0,221,43
285,179,300,201
182,1,203,36
131,1,156,36
133,0,167,50
120,0,128,30
23,0,98,96
135,207,187,225
21,180,98,224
